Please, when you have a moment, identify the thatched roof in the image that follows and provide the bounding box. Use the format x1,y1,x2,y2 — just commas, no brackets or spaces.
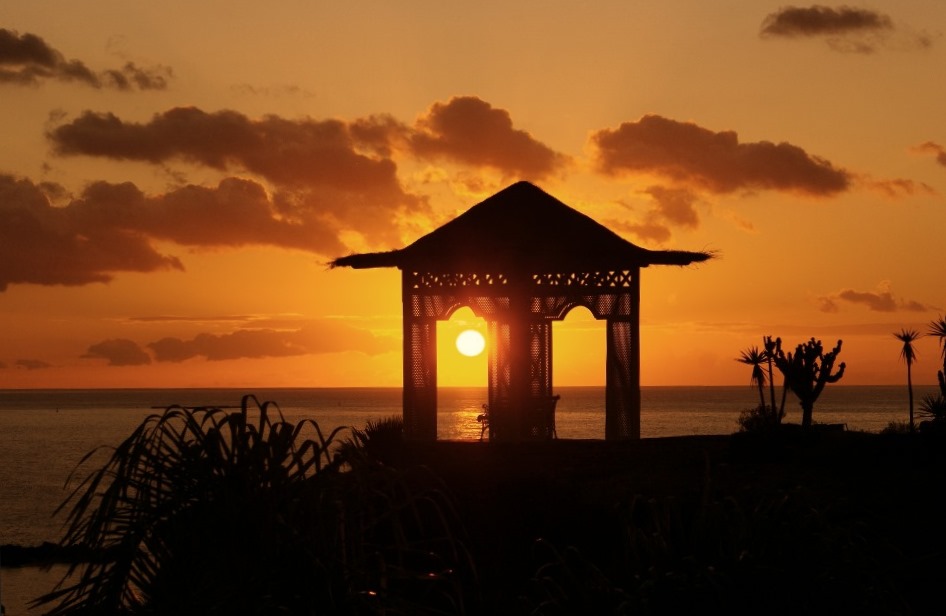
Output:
331,181,711,273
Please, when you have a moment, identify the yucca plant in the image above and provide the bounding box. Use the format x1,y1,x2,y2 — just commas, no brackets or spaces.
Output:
736,346,768,411
36,396,475,615
918,393,946,424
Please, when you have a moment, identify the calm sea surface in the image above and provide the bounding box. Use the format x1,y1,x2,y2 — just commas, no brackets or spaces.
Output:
0,385,936,612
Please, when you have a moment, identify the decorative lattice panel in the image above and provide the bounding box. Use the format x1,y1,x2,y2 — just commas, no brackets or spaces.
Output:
400,267,642,441
605,320,640,440
529,323,552,398
402,318,437,440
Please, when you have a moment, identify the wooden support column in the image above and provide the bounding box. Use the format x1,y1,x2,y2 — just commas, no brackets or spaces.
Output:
402,282,437,441
605,270,641,440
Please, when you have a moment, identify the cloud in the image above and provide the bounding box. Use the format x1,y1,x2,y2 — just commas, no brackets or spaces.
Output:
45,99,569,248
147,322,396,362
864,177,936,198
761,6,893,37
606,186,701,245
642,186,700,228
50,107,400,190
608,218,671,245
409,96,570,180
16,359,51,370
912,141,946,168
0,174,183,290
128,314,261,323
47,107,425,245
591,115,851,196
0,28,171,89
759,6,932,53
0,171,387,291
819,282,932,313
82,338,152,366
229,83,316,99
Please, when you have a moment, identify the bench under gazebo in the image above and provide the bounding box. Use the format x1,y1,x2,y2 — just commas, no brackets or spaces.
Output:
332,181,709,441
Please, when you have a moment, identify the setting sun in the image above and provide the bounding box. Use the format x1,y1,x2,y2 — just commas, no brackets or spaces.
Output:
455,329,486,357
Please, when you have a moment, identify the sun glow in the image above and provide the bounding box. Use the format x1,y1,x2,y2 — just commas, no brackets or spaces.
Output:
455,329,486,357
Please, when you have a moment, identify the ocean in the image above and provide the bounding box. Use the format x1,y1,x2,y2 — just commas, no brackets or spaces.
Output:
0,384,937,613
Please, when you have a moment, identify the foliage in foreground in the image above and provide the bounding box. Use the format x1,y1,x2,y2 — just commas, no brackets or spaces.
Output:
918,393,946,434
736,404,781,434
37,396,474,615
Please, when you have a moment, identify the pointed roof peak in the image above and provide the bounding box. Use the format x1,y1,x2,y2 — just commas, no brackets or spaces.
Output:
332,181,711,272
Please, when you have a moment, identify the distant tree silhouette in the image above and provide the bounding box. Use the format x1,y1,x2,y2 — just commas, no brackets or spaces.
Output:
737,346,768,410
929,316,946,399
893,328,921,432
772,338,846,429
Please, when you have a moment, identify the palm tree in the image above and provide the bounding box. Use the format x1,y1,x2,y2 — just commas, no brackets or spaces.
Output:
893,328,920,432
737,346,767,410
929,316,946,398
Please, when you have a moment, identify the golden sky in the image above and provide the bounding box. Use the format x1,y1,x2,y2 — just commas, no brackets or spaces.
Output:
1,1,944,388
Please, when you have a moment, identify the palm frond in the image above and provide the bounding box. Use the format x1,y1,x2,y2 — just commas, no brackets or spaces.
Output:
929,316,946,358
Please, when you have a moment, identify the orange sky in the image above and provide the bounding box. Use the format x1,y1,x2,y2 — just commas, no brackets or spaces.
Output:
1,2,945,389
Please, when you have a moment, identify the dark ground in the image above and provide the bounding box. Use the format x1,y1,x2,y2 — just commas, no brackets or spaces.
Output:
4,429,944,614
398,430,946,614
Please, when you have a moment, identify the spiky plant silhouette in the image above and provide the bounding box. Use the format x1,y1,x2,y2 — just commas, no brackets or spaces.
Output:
772,338,846,429
36,396,474,615
894,328,921,432
929,316,946,399
736,346,768,411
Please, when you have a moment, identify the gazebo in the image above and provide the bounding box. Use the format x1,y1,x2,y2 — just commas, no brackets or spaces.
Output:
332,181,710,441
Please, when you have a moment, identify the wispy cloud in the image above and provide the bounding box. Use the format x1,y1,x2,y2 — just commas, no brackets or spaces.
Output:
607,186,701,245
15,358,52,370
912,141,946,168
819,282,933,313
146,323,396,362
79,317,397,367
82,338,152,366
591,114,851,196
127,314,263,323
759,6,932,54
0,27,171,89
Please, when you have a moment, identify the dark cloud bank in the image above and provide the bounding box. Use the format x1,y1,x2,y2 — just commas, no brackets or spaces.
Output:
0,94,927,290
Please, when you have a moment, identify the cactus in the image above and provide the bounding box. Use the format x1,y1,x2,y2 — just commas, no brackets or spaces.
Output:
772,338,846,429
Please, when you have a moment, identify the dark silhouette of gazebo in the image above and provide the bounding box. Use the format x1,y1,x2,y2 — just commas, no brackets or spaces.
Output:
332,182,710,441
